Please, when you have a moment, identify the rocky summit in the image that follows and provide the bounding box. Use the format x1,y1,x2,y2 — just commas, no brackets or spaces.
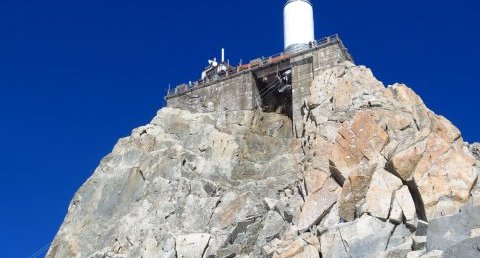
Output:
47,62,480,258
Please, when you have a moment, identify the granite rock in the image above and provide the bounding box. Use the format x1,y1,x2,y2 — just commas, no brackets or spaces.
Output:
427,205,480,251
442,236,480,258
47,62,480,257
319,215,395,258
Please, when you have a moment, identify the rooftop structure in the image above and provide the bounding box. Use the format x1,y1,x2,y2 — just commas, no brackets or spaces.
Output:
166,35,353,130
166,35,351,99
165,1,355,133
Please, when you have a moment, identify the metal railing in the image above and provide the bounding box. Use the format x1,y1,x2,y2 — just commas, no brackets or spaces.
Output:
166,34,350,98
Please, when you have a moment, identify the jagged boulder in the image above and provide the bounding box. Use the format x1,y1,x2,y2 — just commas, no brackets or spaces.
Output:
442,236,480,258
297,177,339,231
361,168,403,220
176,234,211,258
271,238,320,258
394,186,417,224
319,215,395,258
381,224,414,258
256,211,287,249
386,114,477,220
470,143,480,160
330,111,389,184
427,205,480,252
470,176,480,205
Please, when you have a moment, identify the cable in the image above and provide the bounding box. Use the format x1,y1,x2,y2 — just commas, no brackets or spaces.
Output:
26,242,51,258
259,80,281,97
258,80,280,96
260,81,283,99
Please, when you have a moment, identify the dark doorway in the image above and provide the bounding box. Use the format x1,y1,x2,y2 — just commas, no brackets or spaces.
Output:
255,69,293,119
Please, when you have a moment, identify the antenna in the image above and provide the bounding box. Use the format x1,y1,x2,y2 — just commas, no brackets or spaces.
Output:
164,84,171,107
221,48,225,63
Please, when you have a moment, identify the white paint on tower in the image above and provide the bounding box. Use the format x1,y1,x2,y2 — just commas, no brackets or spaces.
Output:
283,0,315,52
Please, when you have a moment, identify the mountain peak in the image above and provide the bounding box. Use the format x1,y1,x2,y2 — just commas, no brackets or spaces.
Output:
47,61,480,258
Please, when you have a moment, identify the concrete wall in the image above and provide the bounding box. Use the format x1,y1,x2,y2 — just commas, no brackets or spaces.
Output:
312,43,351,77
167,72,257,113
291,42,351,136
167,41,352,132
291,52,314,136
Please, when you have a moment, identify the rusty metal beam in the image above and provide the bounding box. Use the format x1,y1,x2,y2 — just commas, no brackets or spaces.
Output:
254,61,291,79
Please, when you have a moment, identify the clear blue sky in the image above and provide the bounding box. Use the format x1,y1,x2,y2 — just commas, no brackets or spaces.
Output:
1,0,479,257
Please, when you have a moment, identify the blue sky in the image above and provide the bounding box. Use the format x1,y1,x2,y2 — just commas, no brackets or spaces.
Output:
0,0,479,257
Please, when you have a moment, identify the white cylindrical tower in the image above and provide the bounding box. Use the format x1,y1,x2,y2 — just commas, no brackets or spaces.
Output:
283,0,315,52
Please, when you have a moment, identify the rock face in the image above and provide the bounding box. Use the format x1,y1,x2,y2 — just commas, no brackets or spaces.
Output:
47,62,479,258
319,215,395,258
426,205,480,252
176,234,211,258
470,143,480,160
